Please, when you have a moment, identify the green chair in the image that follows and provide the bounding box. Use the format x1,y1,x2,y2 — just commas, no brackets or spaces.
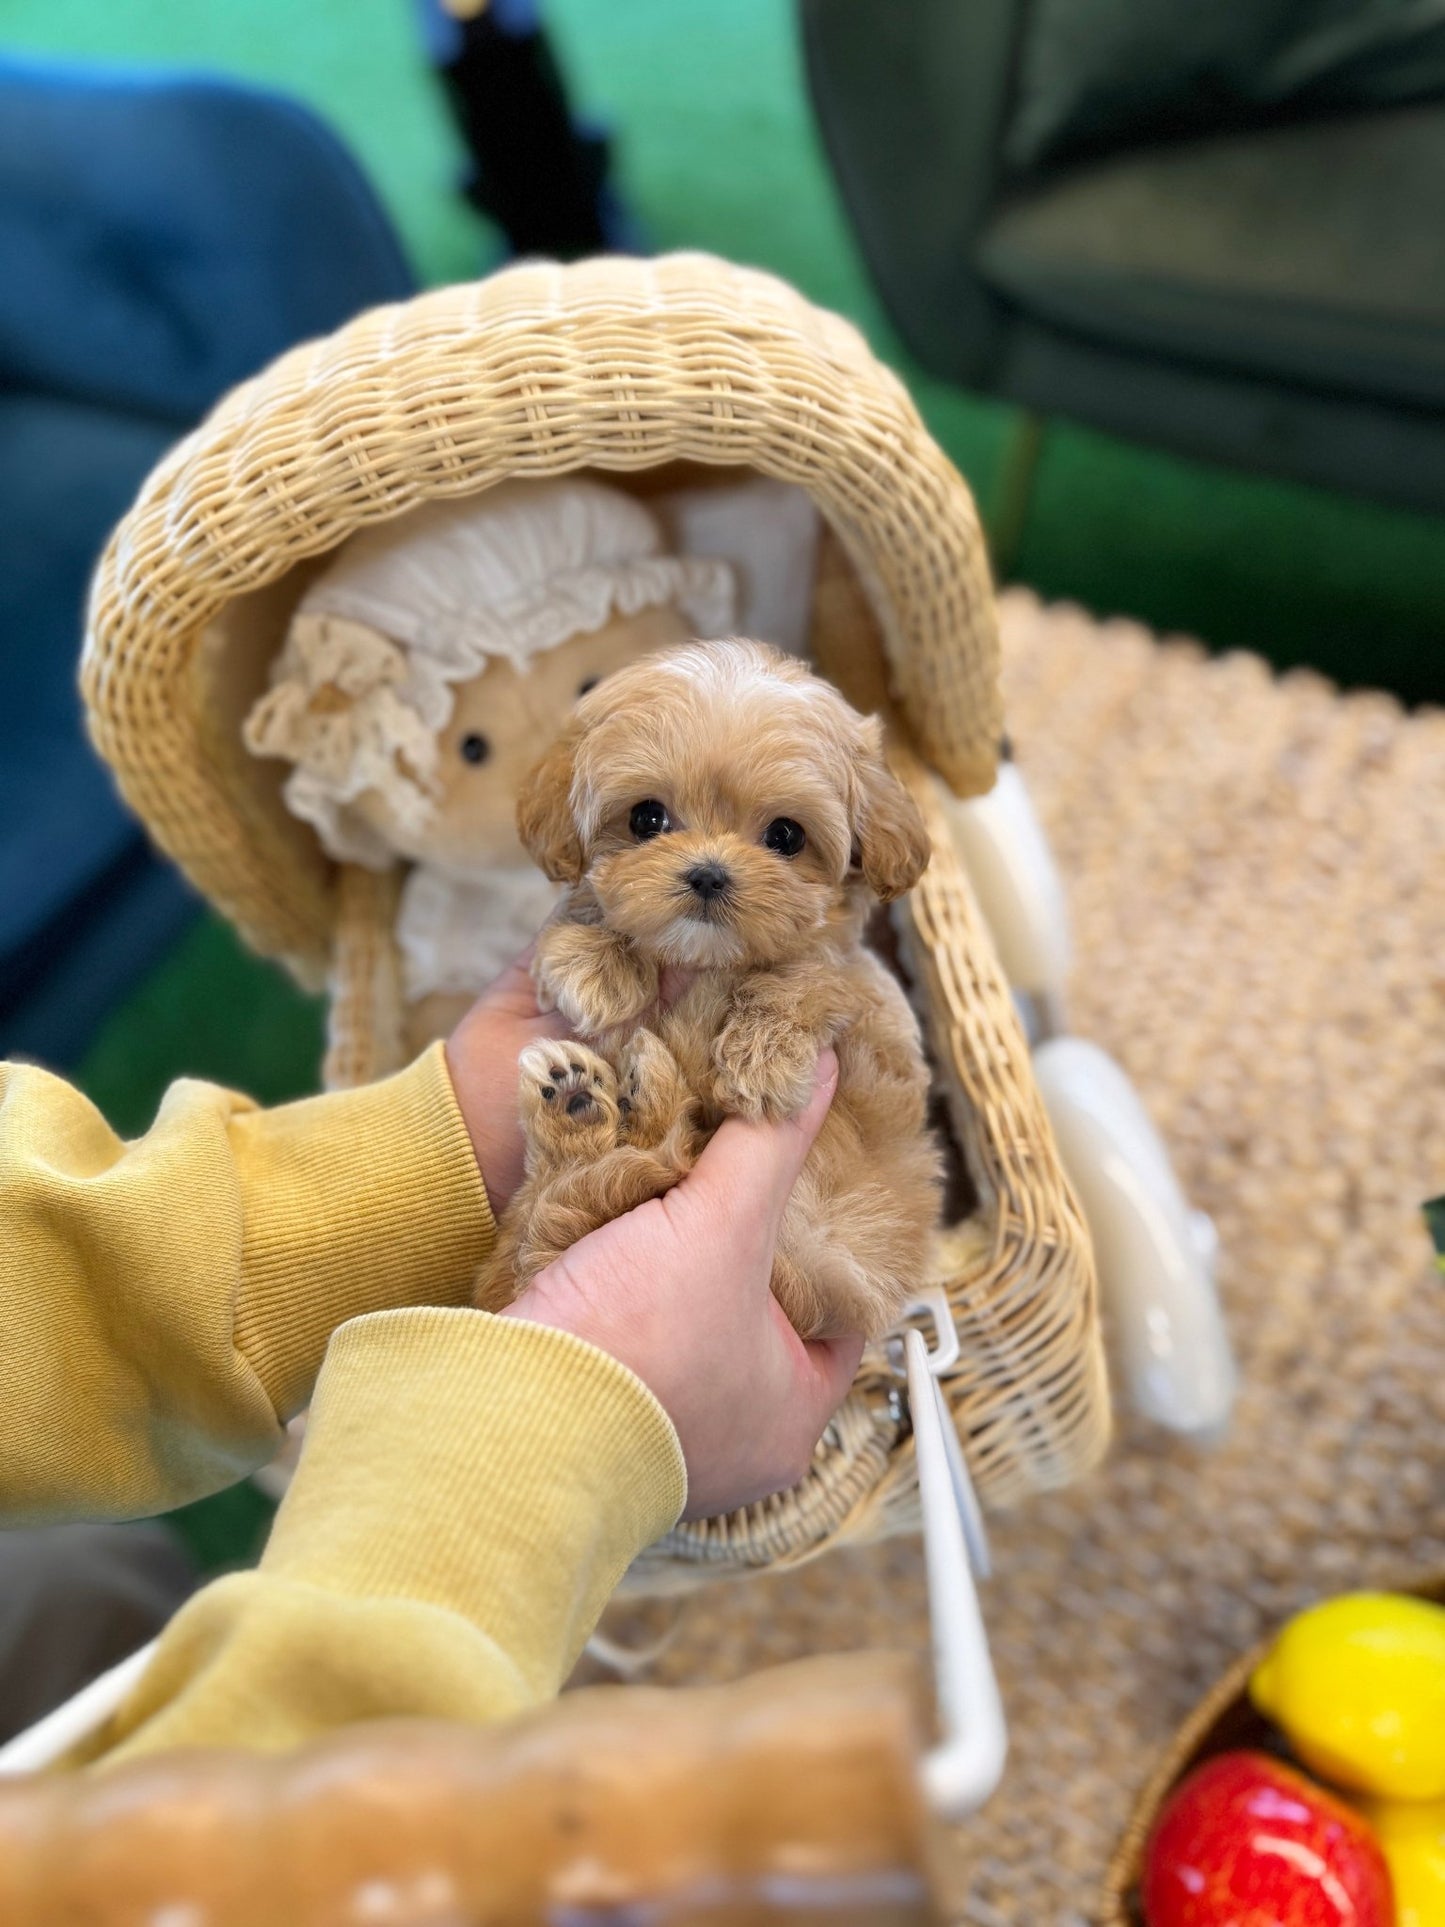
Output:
800,0,1445,525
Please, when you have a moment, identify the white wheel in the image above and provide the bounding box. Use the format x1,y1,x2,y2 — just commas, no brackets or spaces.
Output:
1033,1038,1237,1439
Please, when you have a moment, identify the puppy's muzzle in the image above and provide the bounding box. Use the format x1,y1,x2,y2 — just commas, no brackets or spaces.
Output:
682,861,732,911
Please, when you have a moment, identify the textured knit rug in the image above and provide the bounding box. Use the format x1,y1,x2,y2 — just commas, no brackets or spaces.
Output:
582,589,1445,1924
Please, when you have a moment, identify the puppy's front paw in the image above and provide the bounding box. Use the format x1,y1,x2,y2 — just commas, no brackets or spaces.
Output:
712,1009,819,1121
617,1028,694,1147
519,1041,620,1163
535,926,656,1037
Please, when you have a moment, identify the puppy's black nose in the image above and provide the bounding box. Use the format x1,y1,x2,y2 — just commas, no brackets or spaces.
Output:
684,861,731,902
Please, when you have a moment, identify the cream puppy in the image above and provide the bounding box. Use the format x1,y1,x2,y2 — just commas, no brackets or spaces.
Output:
476,640,942,1340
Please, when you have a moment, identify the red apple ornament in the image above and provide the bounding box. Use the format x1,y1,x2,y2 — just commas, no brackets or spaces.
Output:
1142,1750,1394,1927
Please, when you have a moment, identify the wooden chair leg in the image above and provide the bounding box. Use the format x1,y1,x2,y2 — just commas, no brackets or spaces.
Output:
989,410,1046,582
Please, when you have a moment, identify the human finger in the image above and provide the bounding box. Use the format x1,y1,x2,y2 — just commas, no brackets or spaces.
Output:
475,946,541,1014
796,1328,867,1426
681,1048,838,1236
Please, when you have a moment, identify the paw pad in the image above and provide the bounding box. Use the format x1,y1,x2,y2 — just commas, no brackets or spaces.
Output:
520,1042,617,1131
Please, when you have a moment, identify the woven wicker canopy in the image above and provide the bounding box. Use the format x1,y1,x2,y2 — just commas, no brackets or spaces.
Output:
83,253,1004,983
82,254,1106,1582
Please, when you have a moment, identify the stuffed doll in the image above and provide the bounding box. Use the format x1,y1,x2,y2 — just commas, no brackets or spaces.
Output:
243,478,736,1053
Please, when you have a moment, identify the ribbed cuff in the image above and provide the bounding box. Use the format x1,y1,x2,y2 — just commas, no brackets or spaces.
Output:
262,1309,686,1696
232,1047,495,1418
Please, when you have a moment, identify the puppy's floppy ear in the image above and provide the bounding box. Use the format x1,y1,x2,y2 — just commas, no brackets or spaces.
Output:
850,723,931,902
516,726,584,883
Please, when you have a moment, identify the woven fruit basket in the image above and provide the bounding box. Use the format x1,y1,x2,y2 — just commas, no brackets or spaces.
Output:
1099,1571,1445,1926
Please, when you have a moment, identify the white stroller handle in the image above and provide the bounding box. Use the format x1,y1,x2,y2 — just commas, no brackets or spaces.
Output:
892,1292,1008,1820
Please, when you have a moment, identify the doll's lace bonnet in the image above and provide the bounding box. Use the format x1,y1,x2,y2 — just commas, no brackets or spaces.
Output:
243,478,735,867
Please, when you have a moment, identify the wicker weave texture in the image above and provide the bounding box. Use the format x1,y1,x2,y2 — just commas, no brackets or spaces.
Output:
585,594,1445,1921
82,253,1002,980
80,254,1107,1584
630,749,1108,1587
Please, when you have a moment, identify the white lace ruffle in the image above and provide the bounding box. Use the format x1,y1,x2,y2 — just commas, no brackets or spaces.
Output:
243,615,448,869
300,476,734,675
243,478,736,867
312,555,734,679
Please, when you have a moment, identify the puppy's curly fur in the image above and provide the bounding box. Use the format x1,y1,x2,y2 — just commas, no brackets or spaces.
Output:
475,640,942,1339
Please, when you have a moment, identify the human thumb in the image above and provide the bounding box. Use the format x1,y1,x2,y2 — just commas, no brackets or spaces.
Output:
686,1048,839,1232
799,1329,868,1429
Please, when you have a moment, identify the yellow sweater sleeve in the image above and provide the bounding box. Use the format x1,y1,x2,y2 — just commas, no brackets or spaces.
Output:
0,1047,493,1523
80,1309,688,1762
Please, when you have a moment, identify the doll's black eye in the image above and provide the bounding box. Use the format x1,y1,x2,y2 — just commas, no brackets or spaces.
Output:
459,733,490,766
630,799,671,840
577,677,600,697
763,817,806,857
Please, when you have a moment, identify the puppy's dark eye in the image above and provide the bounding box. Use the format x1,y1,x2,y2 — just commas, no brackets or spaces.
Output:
630,799,671,840
763,817,806,858
459,733,490,766
577,677,600,697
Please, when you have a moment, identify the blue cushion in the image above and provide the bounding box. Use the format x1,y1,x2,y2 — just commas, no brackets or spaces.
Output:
0,55,412,417
0,57,413,1065
0,395,176,948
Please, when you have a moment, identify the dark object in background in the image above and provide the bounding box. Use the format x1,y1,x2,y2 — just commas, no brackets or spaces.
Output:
0,1523,197,1743
1426,1195,1445,1271
800,0,1445,523
417,0,641,258
0,57,413,1069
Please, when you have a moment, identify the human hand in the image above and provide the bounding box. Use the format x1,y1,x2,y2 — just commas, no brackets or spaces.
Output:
506,1050,865,1519
445,951,570,1216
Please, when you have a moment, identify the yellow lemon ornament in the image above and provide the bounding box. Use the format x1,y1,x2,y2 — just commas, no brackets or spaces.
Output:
1362,1799,1445,1927
1251,1591,1445,1800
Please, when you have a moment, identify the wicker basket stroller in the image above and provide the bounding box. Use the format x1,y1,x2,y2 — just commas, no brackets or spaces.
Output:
80,252,1108,1588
